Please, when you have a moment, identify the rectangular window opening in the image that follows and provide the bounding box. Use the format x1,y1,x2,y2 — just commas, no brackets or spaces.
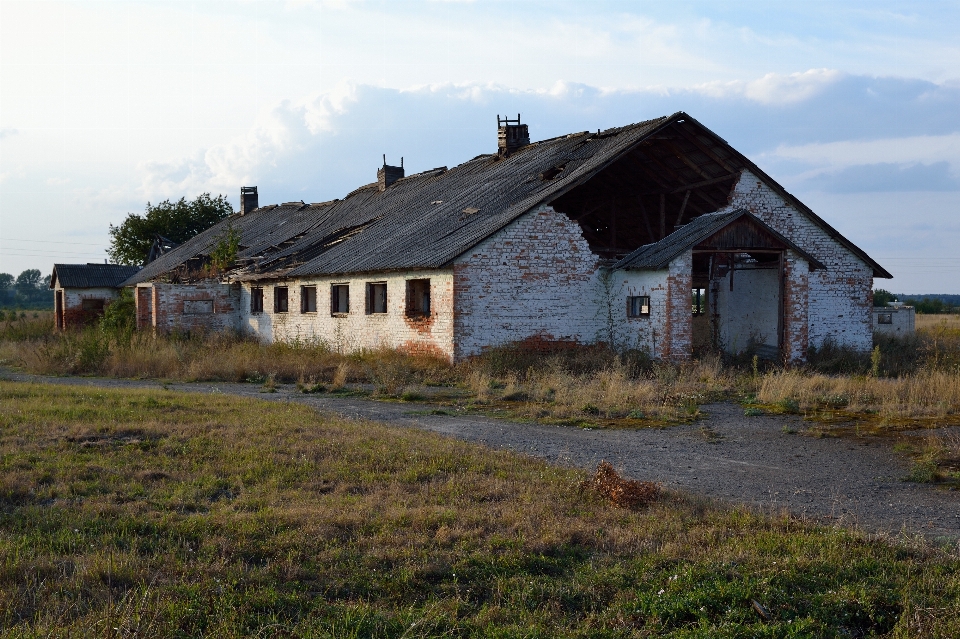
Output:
627,295,650,318
405,279,431,317
301,286,317,313
274,286,289,313
331,284,349,315
692,288,706,316
251,287,264,314
366,282,387,314
81,298,105,313
877,312,893,325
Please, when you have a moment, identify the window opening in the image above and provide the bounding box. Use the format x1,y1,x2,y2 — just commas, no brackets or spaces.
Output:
366,282,387,314
406,279,431,317
301,286,317,313
81,298,105,313
274,286,289,313
331,284,349,315
251,287,264,314
692,288,706,316
877,313,893,325
627,295,650,318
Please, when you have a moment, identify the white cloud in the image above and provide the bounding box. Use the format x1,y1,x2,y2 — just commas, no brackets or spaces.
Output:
693,69,843,105
770,133,960,176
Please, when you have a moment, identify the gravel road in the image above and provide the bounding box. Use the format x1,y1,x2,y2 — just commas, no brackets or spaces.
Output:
4,369,960,543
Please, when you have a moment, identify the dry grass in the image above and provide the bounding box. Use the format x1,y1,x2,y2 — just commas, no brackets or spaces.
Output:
2,381,960,636
916,314,960,330
757,368,960,423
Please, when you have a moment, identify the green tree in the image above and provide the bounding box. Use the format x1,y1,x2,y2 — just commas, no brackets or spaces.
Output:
0,273,13,290
15,269,42,291
209,222,241,271
107,193,234,265
873,288,896,307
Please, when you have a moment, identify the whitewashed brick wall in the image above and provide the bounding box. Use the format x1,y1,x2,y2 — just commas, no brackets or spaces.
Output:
723,171,874,352
451,205,603,359
239,271,455,360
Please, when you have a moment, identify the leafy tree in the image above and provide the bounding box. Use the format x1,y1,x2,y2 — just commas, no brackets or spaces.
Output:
210,222,241,271
903,297,951,314
108,193,234,265
15,269,42,291
0,273,13,290
873,289,896,307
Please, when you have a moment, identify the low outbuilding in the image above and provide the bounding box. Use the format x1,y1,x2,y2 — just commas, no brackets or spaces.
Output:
50,263,141,330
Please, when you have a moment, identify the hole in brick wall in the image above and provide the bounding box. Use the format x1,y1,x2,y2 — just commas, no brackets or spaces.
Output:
250,287,264,313
406,279,431,317
301,286,317,313
627,296,650,317
331,284,349,315
366,282,387,314
274,287,289,313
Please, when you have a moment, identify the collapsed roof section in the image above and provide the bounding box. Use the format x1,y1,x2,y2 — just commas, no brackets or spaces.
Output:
122,112,890,287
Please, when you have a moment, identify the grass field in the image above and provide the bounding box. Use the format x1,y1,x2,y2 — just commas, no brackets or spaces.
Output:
1,382,959,637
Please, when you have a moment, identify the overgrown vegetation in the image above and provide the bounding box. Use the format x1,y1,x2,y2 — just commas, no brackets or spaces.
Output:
4,313,960,428
1,382,959,636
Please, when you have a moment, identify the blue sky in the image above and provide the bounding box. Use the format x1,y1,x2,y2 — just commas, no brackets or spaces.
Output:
2,0,959,292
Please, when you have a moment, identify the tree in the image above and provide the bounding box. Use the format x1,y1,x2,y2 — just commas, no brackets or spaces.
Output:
0,273,13,290
107,193,234,266
15,269,42,291
873,289,896,307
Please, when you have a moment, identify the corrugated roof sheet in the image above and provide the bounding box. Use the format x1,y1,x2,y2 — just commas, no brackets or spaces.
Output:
52,263,141,289
613,209,826,270
122,117,673,286
121,111,888,286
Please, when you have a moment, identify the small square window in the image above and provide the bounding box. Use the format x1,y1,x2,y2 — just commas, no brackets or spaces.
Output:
406,279,431,317
877,312,893,325
301,286,317,313
331,284,349,315
274,286,289,313
251,287,264,313
366,282,387,314
627,295,650,317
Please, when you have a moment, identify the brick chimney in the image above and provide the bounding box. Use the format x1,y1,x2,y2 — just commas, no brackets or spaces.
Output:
497,114,529,158
378,156,404,191
240,186,258,215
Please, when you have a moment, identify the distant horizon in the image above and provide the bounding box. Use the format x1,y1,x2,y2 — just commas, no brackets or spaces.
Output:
2,1,959,292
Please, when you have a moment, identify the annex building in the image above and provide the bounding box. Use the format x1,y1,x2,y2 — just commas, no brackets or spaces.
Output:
121,112,891,362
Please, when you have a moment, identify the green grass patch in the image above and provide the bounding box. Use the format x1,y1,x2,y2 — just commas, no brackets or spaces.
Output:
0,381,959,636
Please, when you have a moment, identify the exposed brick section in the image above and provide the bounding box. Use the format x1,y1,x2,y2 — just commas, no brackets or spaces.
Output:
724,171,874,352
452,205,601,360
241,271,455,361
136,282,240,334
664,251,693,361
781,251,810,362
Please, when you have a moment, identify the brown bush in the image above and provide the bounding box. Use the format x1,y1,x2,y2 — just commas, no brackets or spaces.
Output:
586,461,661,509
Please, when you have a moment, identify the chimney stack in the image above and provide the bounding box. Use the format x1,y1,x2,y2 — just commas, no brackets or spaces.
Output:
378,155,404,191
497,114,529,158
240,186,258,215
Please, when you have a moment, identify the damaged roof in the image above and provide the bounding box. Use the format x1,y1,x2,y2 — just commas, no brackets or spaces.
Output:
51,263,141,289
122,112,889,286
613,209,827,271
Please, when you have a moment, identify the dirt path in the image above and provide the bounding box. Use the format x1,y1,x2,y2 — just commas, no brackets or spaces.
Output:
4,369,960,543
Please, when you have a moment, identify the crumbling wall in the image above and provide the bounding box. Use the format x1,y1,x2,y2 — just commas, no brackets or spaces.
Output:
240,271,455,360
137,282,240,334
451,205,602,360
724,171,873,352
56,286,120,329
613,268,673,358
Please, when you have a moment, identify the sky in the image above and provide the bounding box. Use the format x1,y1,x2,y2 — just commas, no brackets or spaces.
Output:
1,0,960,293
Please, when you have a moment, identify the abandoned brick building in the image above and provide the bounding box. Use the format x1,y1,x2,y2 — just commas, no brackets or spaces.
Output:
51,263,141,330
121,112,891,362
